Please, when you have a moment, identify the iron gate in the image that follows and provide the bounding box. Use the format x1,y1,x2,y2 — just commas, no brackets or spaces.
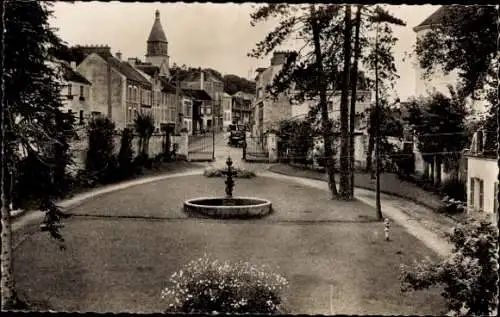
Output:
188,130,215,161
243,135,269,162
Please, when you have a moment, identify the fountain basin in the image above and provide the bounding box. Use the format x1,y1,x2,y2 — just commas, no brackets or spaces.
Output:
184,196,272,219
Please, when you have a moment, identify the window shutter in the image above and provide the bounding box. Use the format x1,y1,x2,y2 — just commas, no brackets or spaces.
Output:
470,178,475,208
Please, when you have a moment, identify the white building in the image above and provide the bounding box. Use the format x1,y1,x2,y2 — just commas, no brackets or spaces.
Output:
221,92,233,129
59,61,92,124
413,6,487,114
466,131,498,222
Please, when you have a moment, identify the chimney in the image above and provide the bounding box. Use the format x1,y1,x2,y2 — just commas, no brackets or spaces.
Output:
200,71,204,90
128,57,136,67
116,52,122,60
70,61,77,70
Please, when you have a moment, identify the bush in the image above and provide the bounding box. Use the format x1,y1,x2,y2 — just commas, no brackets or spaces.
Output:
116,128,138,178
203,167,256,178
85,116,118,183
440,178,466,202
437,197,467,215
161,257,288,314
400,218,499,316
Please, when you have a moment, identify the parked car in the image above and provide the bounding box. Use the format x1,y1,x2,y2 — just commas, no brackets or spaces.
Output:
228,124,245,147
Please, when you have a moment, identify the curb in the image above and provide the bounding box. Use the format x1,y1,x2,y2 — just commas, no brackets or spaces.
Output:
12,168,205,232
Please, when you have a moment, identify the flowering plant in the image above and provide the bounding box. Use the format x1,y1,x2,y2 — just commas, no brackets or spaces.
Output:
400,219,498,316
203,167,256,179
161,256,288,314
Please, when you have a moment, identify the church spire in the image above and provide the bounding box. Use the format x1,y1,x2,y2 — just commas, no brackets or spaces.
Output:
147,9,168,43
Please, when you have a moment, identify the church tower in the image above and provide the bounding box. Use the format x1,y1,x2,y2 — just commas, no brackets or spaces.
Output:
146,10,169,77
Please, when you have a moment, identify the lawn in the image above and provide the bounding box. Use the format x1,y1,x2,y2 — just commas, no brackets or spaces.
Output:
269,163,446,211
13,175,445,314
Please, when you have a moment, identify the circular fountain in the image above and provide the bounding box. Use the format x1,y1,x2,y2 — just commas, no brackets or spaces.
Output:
184,157,272,219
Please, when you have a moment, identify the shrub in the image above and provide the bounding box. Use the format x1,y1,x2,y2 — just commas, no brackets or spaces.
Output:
161,257,288,314
440,178,466,202
85,116,118,183
400,218,499,316
117,128,135,178
437,196,467,215
203,167,256,178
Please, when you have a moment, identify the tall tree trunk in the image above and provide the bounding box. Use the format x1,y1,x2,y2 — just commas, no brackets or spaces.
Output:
349,5,362,196
311,5,338,198
367,124,374,174
339,4,353,199
375,21,383,220
435,155,442,186
1,116,16,310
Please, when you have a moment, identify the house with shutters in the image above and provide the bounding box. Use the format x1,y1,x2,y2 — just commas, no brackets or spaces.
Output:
75,45,153,130
466,130,498,222
59,60,92,124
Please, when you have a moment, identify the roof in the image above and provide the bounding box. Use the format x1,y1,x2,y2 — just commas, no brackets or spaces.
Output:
182,89,212,101
135,64,159,77
148,10,168,43
61,62,91,85
96,52,151,87
413,6,448,32
159,77,179,94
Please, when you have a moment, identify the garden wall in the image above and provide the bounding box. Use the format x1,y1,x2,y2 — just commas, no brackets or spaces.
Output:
68,131,187,174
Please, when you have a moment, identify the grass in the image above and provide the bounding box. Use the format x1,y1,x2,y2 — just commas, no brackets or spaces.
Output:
13,175,446,315
269,163,446,211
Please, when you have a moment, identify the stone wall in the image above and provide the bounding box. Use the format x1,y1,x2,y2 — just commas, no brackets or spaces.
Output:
67,131,189,174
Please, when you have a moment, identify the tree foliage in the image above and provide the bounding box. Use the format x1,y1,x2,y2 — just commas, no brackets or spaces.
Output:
414,5,497,98
84,116,117,183
400,218,499,316
223,74,256,95
2,0,76,308
404,89,468,181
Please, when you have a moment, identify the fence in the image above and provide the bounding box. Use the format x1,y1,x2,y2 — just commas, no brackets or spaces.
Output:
68,130,188,175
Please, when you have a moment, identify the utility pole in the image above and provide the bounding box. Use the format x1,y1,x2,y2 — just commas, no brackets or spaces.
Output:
374,20,383,221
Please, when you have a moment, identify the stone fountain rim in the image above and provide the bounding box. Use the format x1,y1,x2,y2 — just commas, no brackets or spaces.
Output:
184,196,272,208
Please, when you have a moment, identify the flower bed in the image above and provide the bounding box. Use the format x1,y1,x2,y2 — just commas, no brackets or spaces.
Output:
203,167,256,179
161,257,288,314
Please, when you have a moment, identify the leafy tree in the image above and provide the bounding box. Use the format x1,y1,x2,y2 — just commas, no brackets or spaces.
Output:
366,101,405,173
276,119,315,166
134,112,155,161
85,116,117,183
414,5,497,98
2,0,75,309
223,74,256,95
405,89,468,185
413,5,498,159
249,4,347,199
117,127,135,177
400,218,499,316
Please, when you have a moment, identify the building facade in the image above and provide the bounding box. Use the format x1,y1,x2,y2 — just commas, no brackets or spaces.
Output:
252,51,295,140
76,46,153,130
221,92,233,129
59,61,92,124
466,131,498,221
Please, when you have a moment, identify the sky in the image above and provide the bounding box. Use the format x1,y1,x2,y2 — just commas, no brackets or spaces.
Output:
49,2,439,100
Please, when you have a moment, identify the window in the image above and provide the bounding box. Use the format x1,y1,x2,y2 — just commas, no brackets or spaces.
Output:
327,101,333,112
79,110,84,125
470,178,475,208
479,179,484,211
494,182,498,215
206,107,211,115
68,84,73,96
80,85,84,96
